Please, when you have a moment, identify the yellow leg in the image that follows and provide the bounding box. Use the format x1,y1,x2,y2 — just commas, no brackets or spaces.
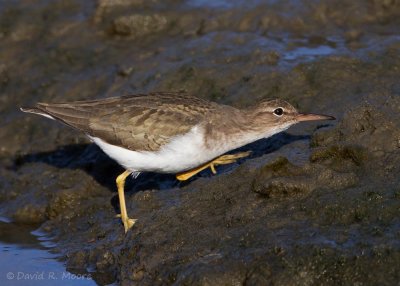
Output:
116,170,137,233
176,151,251,181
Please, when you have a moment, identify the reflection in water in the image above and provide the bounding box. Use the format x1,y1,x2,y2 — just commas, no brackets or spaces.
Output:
187,0,252,9
0,219,96,286
284,45,336,61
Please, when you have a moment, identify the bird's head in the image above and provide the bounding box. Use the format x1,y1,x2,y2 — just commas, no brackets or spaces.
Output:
249,98,335,136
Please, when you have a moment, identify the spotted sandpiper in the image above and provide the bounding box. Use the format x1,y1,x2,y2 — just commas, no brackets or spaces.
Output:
21,92,334,232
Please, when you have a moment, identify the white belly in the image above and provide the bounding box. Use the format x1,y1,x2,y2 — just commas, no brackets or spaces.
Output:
88,125,222,173
88,121,292,174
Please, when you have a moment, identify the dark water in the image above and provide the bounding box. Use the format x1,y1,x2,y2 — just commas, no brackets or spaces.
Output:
0,219,96,286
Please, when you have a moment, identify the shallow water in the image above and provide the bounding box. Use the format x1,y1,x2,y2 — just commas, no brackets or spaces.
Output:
0,219,96,286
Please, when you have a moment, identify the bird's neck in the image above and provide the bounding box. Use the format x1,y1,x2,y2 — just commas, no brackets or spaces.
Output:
202,108,276,153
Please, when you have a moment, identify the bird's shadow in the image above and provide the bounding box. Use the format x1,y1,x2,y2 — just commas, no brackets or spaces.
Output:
12,132,310,194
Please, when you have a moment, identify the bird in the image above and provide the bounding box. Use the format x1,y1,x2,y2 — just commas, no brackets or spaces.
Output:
21,91,335,232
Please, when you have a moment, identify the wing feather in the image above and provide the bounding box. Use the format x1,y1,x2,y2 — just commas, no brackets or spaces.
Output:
21,92,218,151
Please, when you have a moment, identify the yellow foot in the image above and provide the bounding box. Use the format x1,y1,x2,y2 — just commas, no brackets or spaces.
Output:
123,217,138,233
116,170,138,233
176,151,251,181
115,214,137,232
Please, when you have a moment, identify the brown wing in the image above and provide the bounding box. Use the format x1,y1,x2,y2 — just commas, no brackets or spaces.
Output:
21,92,219,151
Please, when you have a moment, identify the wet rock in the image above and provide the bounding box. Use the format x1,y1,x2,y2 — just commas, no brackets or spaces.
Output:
311,95,400,184
95,0,165,22
117,65,134,77
1,0,400,285
252,157,359,198
174,261,246,285
113,14,169,37
95,250,116,272
310,145,366,167
12,204,47,224
253,175,315,198
46,185,91,219
66,250,88,270
345,29,363,43
252,50,280,66
251,157,312,198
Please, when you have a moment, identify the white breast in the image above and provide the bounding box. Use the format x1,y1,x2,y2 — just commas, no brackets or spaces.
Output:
88,125,221,173
88,122,292,174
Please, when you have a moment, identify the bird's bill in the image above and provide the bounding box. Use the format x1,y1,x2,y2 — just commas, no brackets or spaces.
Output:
296,113,335,122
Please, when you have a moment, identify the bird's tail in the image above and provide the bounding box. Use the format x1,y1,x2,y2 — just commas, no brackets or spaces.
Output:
20,103,90,132
20,106,56,120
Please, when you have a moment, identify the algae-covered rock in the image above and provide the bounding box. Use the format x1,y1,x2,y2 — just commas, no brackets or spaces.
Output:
113,14,169,37
1,0,400,285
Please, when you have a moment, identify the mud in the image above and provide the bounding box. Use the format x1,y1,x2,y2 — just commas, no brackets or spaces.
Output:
1,0,400,285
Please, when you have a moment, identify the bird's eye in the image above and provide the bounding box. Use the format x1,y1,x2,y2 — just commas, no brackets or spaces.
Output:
273,108,284,116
